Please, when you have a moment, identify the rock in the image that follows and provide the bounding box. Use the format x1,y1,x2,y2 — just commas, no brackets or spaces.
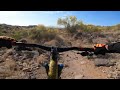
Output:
94,59,115,67
22,68,31,72
80,61,87,65
0,59,4,63
21,51,39,59
23,62,27,67
4,59,16,70
106,70,120,79
5,76,17,79
116,61,120,71
74,74,84,79
0,66,13,78
0,66,10,73
6,72,28,79
2,49,13,59
22,62,31,72
107,74,112,78
64,64,69,68
115,75,120,79
28,73,36,79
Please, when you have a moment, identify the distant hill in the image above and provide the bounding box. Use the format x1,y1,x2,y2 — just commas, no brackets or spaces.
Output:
0,24,37,31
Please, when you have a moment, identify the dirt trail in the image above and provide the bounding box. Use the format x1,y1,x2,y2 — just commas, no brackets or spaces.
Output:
0,49,115,79
59,51,112,79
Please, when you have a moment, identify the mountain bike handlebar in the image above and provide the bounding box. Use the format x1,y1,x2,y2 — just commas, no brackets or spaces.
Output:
13,42,95,53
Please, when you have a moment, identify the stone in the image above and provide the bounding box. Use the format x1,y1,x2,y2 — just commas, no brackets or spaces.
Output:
74,74,84,79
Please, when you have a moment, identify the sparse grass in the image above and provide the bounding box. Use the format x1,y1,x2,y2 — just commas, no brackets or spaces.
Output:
30,26,58,42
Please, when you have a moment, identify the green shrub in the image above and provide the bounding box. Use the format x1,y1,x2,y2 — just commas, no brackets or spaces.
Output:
30,27,57,42
11,30,29,40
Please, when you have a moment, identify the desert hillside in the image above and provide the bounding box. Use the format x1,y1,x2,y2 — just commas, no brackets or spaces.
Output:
1,16,120,79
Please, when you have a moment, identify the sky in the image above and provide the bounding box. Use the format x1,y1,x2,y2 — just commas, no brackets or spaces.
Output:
0,11,120,27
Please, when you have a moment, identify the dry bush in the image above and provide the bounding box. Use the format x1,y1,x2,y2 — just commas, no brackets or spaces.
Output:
11,30,29,40
30,27,57,43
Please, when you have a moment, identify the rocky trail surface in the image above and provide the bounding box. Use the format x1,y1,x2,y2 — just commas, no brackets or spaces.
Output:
0,48,120,79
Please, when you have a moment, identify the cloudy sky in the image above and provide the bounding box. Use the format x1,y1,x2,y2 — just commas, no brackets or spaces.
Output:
0,11,120,26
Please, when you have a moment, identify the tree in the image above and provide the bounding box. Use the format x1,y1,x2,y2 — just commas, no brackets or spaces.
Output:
57,16,81,34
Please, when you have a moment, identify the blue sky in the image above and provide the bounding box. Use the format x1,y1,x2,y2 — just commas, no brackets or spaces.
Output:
0,11,120,26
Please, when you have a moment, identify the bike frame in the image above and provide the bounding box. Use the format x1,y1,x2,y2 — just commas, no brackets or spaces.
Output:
48,47,59,79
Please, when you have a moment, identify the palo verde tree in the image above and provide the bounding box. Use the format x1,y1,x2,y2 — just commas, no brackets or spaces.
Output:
57,16,83,34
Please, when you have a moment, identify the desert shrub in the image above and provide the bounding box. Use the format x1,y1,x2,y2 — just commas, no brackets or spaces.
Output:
36,24,46,31
11,30,29,40
30,26,57,42
83,24,102,32
113,24,120,30
0,32,3,36
0,28,5,36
